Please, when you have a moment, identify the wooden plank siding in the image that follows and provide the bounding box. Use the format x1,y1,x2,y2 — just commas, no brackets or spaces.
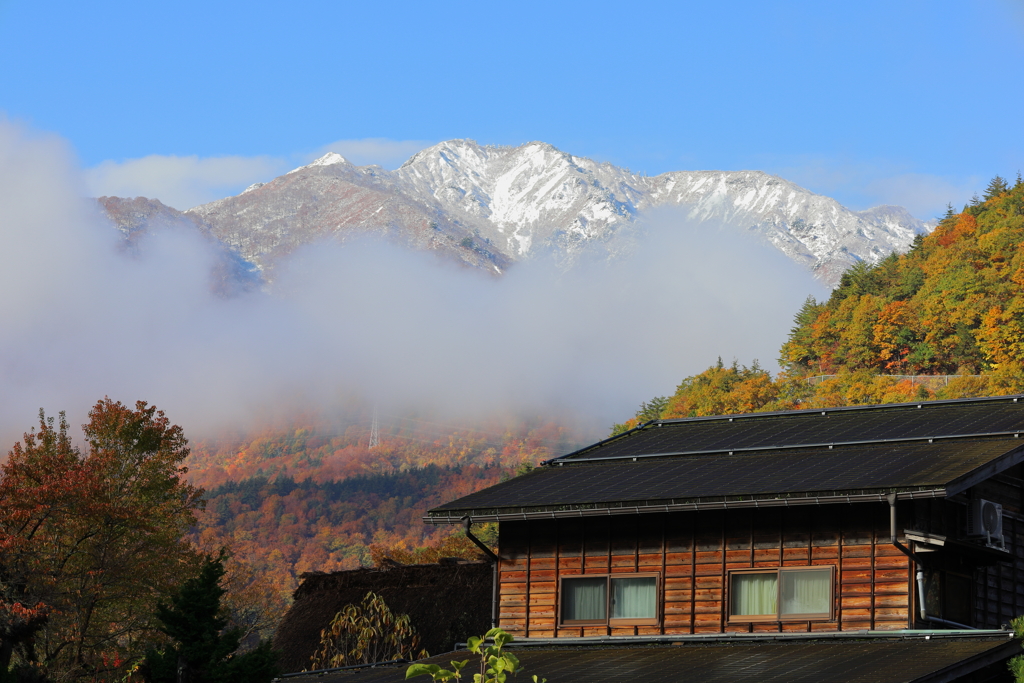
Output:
971,472,1024,629
497,503,913,637
899,472,1024,629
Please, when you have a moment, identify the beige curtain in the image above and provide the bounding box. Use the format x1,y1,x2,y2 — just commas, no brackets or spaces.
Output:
611,577,656,619
562,577,606,620
732,573,777,616
780,569,830,615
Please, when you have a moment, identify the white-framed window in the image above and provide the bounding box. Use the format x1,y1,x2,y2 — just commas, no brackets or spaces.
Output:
559,573,660,626
728,566,834,622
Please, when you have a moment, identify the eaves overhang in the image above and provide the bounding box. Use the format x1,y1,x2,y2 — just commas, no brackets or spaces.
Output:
423,487,946,525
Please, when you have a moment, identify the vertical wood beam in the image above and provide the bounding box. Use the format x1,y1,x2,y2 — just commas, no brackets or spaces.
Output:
660,514,667,636
838,505,844,630
554,518,560,638
749,509,755,634
690,517,696,635
524,523,532,637
605,520,612,637
632,517,640,637
720,512,727,632
779,508,785,633
870,509,877,631
808,508,814,633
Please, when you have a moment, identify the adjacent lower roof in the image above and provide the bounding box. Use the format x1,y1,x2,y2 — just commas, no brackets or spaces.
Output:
272,563,491,674
276,632,1020,683
427,396,1024,523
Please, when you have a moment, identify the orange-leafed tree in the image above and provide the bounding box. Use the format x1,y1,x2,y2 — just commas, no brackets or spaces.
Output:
661,360,779,419
0,410,80,678
0,399,205,682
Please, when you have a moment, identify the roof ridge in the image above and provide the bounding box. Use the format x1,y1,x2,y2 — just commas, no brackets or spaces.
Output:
655,393,1024,426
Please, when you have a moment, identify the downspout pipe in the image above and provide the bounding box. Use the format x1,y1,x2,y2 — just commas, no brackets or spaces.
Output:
886,494,927,624
463,517,500,629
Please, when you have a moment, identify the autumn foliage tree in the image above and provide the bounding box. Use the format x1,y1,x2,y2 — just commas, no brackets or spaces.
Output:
611,174,1024,432
778,175,1024,379
0,399,205,682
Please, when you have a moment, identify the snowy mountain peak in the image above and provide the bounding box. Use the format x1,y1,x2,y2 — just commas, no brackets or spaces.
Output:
312,152,348,166
286,152,350,175
175,139,931,286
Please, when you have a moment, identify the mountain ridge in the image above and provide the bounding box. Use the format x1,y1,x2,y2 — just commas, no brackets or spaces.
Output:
99,140,933,287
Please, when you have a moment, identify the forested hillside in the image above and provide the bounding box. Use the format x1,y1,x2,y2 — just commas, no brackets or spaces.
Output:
185,416,579,594
192,466,503,593
782,174,1024,378
614,175,1024,432
193,174,1024,596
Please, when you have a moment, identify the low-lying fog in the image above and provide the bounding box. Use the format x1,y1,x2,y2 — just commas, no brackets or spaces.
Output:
0,120,827,448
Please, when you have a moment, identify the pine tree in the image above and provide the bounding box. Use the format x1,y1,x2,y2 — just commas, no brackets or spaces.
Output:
142,554,279,683
984,175,1010,200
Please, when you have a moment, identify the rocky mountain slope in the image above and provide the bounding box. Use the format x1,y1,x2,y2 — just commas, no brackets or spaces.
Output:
101,140,934,287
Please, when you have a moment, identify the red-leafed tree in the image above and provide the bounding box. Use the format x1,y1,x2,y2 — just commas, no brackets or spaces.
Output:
0,399,205,682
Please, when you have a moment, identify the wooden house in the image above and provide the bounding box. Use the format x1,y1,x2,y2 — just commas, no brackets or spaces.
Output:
277,396,1024,683
426,396,1024,638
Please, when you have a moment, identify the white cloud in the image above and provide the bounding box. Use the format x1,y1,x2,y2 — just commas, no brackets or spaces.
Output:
84,154,288,211
861,172,983,219
82,138,435,211
309,138,434,169
770,156,982,221
0,120,824,447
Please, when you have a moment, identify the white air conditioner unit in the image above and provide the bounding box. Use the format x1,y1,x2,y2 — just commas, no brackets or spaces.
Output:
968,499,1004,548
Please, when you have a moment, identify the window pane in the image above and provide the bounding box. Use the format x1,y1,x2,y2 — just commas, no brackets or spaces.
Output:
562,577,606,621
611,577,656,619
780,569,830,616
732,573,777,616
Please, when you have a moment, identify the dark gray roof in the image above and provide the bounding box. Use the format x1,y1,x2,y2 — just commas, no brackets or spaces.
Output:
556,395,1024,463
427,396,1024,522
276,632,1020,683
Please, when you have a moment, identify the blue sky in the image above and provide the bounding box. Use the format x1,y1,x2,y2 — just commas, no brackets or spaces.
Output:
1,0,1022,215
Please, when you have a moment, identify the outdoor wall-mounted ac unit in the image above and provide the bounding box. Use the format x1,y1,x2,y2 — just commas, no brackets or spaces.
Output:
968,498,1004,548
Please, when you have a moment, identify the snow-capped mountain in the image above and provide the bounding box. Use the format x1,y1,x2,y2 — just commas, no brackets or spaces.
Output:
186,148,511,277
103,140,933,287
386,140,931,285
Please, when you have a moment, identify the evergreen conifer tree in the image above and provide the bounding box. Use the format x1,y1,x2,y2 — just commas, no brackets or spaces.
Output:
984,175,1010,200
142,553,279,683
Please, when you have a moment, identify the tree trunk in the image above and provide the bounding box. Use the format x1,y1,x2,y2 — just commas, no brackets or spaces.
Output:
0,637,14,674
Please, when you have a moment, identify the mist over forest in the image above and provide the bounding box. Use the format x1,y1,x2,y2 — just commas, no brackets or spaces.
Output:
0,120,824,447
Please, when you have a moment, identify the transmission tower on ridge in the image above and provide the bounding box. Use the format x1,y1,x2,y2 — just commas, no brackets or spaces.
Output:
369,406,380,449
